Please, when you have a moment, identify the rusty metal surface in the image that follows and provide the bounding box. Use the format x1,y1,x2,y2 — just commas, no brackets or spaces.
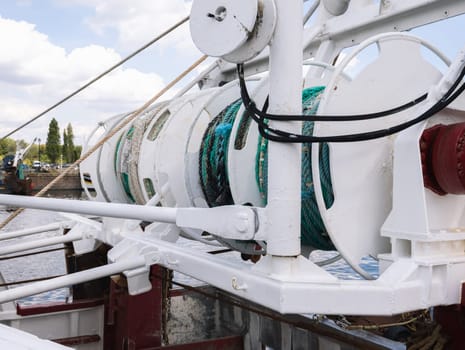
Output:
104,265,163,350
53,334,101,347
435,304,465,350
16,298,103,317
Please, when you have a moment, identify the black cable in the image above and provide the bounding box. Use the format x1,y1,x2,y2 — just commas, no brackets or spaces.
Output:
237,63,465,143
237,64,428,122
262,80,464,143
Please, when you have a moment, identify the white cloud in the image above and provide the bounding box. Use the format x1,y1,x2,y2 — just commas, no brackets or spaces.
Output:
78,68,166,108
0,18,66,84
57,0,196,54
0,16,168,143
0,97,45,126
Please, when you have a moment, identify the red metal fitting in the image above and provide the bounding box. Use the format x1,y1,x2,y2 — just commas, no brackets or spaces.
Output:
421,123,465,195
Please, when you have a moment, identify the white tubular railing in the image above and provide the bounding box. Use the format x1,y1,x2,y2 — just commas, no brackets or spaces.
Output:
0,232,83,256
0,257,146,304
0,222,72,241
0,195,177,224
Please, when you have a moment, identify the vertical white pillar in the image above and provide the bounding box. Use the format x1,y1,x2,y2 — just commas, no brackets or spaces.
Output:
266,0,303,257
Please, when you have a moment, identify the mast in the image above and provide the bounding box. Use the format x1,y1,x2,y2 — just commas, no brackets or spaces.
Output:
266,0,303,262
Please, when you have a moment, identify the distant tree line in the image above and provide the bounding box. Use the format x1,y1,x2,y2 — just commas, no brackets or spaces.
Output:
0,118,82,166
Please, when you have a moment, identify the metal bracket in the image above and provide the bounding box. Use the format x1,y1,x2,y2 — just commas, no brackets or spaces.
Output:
107,239,161,296
177,205,262,240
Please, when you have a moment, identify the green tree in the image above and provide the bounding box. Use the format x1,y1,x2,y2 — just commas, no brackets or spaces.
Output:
23,144,38,164
16,139,29,151
46,118,61,163
0,138,16,158
67,124,76,162
62,128,69,163
74,145,82,161
62,123,75,163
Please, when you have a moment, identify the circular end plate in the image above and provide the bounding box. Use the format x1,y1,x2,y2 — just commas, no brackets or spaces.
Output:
190,0,258,57
223,0,277,63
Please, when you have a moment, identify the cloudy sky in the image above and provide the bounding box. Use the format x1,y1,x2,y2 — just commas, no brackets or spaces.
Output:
0,0,203,145
0,1,464,146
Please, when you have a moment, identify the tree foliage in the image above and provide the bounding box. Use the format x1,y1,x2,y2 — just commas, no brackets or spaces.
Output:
63,128,68,163
62,123,76,163
46,118,61,163
0,138,16,158
74,145,82,160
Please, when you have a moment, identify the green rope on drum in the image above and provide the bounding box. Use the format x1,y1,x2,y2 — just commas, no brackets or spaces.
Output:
121,173,134,202
199,99,242,207
114,126,136,202
256,86,335,250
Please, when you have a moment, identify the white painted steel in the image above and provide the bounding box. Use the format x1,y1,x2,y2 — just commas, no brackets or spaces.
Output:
137,91,211,206
227,66,340,207
152,90,215,209
228,78,269,208
0,257,146,304
110,234,465,315
381,47,465,258
98,114,129,202
190,0,258,57
223,0,277,63
303,60,352,89
177,206,257,240
0,221,72,241
215,0,465,83
80,113,129,203
79,121,105,201
265,0,303,257
313,33,448,278
0,324,72,350
2,0,465,319
0,196,259,242
322,0,350,16
0,195,177,224
0,232,83,256
1,306,105,350
185,79,261,208
303,0,320,25
128,104,167,204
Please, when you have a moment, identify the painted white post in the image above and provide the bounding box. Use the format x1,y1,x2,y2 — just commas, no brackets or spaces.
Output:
266,0,303,257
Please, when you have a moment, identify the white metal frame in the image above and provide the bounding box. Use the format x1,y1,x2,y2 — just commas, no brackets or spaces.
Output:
1,0,465,317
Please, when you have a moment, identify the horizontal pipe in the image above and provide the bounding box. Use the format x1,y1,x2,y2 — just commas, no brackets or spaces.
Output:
0,232,83,256
0,195,177,224
0,222,71,241
0,257,146,304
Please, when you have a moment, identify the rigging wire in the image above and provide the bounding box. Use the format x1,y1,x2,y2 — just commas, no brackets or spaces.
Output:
0,247,66,261
303,0,320,25
1,15,190,140
0,274,65,288
0,54,208,230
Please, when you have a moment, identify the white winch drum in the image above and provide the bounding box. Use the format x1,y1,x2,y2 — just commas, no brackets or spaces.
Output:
185,78,261,208
80,113,129,203
137,89,217,207
314,32,450,278
114,103,167,204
